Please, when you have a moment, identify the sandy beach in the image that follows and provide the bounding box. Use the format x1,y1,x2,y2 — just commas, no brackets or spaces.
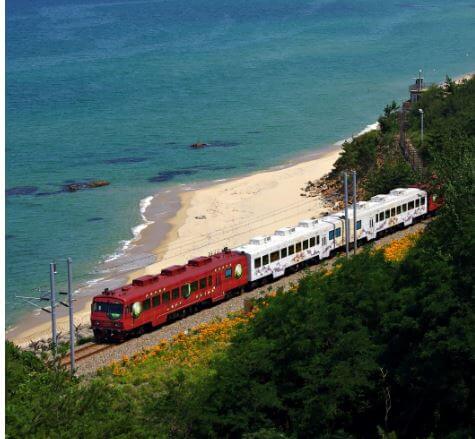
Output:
7,143,343,346
130,146,342,280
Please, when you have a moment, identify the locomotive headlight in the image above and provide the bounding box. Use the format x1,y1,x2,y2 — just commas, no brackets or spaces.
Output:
131,301,142,319
234,263,243,279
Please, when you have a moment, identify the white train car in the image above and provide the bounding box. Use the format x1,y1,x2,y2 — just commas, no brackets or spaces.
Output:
234,187,427,284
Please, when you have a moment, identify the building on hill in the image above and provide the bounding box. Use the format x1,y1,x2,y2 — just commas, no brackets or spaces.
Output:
409,70,427,103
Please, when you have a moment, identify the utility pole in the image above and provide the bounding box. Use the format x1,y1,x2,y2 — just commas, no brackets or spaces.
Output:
343,172,350,258
352,170,357,254
16,259,76,374
419,108,424,147
49,262,58,354
67,258,75,374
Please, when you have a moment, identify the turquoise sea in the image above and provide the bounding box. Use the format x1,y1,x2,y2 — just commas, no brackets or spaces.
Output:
6,0,475,327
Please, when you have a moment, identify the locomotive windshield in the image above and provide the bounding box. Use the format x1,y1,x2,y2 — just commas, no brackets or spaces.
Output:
92,301,123,320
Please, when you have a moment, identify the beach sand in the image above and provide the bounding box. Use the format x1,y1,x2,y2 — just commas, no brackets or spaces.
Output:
7,145,342,346
128,147,341,281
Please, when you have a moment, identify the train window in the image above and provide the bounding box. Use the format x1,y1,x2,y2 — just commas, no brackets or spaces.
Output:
397,206,401,214
172,288,179,299
303,240,309,250
208,275,212,286
93,302,123,320
335,228,341,238
263,254,269,265
356,220,362,230
317,235,320,245
380,212,385,222
408,201,415,210
420,197,425,205
375,214,379,223
288,245,295,255
391,208,396,217
181,284,190,298
225,268,232,278
92,302,107,312
254,257,262,268
385,210,390,219
281,247,287,258
163,291,170,303
402,204,407,212
191,281,199,292
143,299,151,311
152,296,160,307
415,199,420,208
329,230,335,240
310,237,316,247
296,242,302,252
270,251,279,262
199,278,207,289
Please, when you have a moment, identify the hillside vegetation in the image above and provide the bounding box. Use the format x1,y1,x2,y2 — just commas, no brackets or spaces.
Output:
6,77,475,438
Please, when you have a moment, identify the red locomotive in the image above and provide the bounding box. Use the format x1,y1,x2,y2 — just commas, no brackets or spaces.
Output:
91,249,247,341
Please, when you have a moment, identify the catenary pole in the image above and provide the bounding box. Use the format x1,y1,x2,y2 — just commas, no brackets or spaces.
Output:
343,172,349,257
353,170,357,254
67,258,75,374
419,108,424,147
49,262,57,354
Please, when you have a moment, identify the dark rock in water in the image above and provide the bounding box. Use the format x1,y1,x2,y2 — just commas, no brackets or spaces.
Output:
148,165,237,183
165,142,177,145
88,180,110,189
104,157,148,164
87,217,104,222
190,142,208,149
189,140,240,149
6,186,38,196
65,180,110,192
6,234,15,240
149,169,198,183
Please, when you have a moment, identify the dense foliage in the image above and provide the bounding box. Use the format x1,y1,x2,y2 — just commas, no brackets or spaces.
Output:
6,77,474,438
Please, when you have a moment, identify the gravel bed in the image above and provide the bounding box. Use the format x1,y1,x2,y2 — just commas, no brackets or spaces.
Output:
76,220,428,377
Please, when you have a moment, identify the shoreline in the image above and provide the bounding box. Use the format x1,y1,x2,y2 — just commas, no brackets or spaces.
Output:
6,138,348,346
126,143,344,283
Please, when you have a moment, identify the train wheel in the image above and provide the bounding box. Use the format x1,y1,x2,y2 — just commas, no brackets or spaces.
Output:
93,329,104,343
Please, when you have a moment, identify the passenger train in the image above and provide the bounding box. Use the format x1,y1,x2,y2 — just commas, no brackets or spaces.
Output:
91,187,441,341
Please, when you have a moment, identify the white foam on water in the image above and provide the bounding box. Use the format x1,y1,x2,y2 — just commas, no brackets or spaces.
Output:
213,178,227,183
85,276,106,286
334,121,380,146
103,195,155,264
357,121,380,136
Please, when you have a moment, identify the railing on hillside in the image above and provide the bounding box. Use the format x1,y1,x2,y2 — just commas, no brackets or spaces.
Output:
398,107,423,173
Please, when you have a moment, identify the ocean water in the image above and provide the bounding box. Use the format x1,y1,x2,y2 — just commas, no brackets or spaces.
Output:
6,0,475,327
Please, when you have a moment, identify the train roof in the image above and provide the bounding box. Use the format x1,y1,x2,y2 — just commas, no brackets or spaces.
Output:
94,249,245,303
234,187,426,255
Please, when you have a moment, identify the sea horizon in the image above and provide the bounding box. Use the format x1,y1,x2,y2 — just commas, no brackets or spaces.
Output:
6,0,475,327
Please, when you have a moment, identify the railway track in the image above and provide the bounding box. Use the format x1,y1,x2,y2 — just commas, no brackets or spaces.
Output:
72,220,431,375
61,342,115,367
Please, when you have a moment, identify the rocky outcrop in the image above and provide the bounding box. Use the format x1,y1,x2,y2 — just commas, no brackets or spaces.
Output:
65,180,110,192
190,142,208,149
